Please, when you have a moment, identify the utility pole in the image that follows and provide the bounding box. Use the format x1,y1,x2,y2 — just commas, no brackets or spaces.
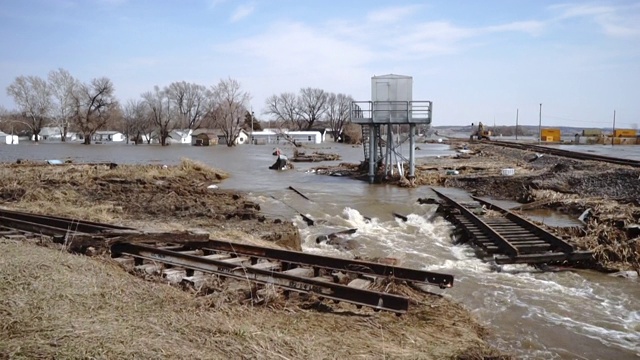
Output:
538,103,542,144
612,110,616,146
515,108,519,140
250,107,254,145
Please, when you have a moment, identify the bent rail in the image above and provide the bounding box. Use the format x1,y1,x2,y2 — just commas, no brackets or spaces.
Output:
433,189,593,265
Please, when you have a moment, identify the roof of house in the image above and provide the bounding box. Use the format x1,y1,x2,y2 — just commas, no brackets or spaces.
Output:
94,130,122,135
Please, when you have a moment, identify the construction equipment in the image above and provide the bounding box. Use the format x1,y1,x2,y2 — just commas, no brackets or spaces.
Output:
470,122,491,141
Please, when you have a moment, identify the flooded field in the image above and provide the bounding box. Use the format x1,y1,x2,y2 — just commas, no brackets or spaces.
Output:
1,141,638,359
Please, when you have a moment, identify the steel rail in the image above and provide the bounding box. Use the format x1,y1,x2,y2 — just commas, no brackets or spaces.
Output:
191,239,454,288
490,141,640,168
471,196,575,253
111,242,410,313
432,189,519,257
0,208,132,234
433,189,594,265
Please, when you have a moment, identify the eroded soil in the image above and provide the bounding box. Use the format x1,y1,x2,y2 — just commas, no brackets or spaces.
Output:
0,159,301,250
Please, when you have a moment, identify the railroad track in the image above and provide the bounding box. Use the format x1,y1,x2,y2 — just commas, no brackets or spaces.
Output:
433,189,593,265
111,240,454,314
0,208,133,236
0,208,455,314
489,140,640,168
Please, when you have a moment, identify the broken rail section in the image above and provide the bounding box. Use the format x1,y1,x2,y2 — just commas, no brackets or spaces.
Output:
433,189,593,265
111,240,454,314
0,208,455,314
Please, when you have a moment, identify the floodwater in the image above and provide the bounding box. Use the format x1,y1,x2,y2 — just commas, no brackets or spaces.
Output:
1,141,638,360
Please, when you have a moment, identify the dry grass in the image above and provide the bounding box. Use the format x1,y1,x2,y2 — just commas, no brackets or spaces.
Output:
0,240,503,360
0,158,228,223
0,158,301,250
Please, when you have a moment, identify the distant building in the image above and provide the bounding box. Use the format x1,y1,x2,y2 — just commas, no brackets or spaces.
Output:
91,131,125,142
250,130,323,145
0,131,19,144
31,127,78,142
191,129,219,146
167,129,193,144
213,129,248,145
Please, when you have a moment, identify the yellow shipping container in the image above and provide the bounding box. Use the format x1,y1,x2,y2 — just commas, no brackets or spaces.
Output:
540,128,561,142
614,129,637,138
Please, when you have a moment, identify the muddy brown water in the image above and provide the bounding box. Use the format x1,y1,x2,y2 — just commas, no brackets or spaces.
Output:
1,141,639,359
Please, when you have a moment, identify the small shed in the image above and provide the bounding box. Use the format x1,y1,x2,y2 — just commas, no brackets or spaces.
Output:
540,128,561,142
192,132,219,146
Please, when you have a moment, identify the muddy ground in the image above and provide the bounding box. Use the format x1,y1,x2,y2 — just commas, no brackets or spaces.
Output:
0,158,505,359
315,141,640,273
0,159,301,250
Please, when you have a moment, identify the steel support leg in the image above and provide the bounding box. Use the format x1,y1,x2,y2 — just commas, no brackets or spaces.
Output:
409,124,416,179
368,125,375,183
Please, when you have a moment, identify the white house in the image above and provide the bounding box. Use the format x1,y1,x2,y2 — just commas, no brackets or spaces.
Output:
250,130,323,145
92,131,125,142
288,131,323,144
0,131,19,144
214,129,248,145
167,129,193,144
31,127,78,142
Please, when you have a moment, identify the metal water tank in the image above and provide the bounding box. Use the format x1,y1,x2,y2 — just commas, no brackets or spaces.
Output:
371,74,413,123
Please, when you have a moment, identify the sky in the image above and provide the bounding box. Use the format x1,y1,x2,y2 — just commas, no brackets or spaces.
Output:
0,0,639,128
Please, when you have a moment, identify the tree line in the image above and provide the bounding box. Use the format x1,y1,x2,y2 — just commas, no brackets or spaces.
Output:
264,88,353,142
2,69,358,146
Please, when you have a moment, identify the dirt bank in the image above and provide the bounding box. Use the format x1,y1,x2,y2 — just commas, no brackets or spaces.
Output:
314,142,640,273
0,159,300,250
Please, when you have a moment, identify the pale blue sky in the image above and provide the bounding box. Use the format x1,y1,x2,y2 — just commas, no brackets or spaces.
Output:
1,0,639,128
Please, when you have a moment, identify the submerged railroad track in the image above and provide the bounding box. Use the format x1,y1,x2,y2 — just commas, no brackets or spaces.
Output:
489,140,640,168
0,208,455,314
433,189,593,265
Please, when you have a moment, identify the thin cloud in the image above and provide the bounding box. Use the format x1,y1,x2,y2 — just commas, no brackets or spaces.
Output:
550,3,640,37
486,21,545,36
366,4,424,23
209,0,227,9
230,4,255,22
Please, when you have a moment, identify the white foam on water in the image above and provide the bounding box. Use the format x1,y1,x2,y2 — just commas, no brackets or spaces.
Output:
295,204,640,359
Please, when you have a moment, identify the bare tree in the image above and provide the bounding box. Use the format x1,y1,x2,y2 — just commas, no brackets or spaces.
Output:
211,78,250,147
123,99,152,144
6,75,53,141
166,81,210,131
297,87,327,130
325,92,352,142
71,77,118,144
142,86,175,146
48,68,77,141
263,92,300,129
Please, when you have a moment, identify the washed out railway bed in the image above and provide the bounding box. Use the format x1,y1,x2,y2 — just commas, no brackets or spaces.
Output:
488,140,640,167
0,208,454,314
433,189,593,265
